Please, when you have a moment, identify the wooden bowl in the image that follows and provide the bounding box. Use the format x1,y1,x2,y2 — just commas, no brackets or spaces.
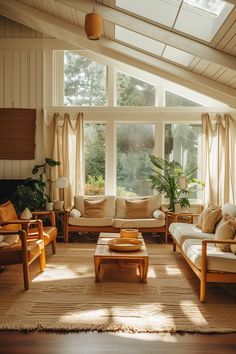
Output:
120,228,139,239
108,238,143,252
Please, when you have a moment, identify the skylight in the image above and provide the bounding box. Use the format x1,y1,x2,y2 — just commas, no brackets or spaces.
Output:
115,26,165,56
184,0,225,16
116,0,234,42
115,26,194,67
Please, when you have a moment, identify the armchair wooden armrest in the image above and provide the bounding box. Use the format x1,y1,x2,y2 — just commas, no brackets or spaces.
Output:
1,219,44,239
31,211,56,227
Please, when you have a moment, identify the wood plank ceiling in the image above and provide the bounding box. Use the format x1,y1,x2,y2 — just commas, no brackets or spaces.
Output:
0,0,235,107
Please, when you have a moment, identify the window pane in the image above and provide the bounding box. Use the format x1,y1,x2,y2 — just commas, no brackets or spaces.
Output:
165,123,202,199
165,90,202,106
84,123,105,195
116,123,155,196
64,51,107,106
116,71,156,106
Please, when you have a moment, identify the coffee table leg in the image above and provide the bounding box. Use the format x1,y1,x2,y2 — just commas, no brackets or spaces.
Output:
94,256,102,282
141,258,149,283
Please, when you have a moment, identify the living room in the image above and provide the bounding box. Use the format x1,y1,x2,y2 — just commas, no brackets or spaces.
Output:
0,1,236,353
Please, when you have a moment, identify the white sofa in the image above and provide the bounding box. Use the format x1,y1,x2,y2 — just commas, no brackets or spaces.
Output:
169,203,236,302
66,194,166,242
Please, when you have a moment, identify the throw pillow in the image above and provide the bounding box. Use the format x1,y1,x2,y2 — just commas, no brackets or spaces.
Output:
69,209,81,218
215,218,236,252
196,203,215,229
201,205,222,233
153,210,165,219
0,200,21,231
125,199,149,219
84,199,107,218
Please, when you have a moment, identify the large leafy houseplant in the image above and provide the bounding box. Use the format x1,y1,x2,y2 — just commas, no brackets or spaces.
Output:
149,155,203,212
12,158,60,213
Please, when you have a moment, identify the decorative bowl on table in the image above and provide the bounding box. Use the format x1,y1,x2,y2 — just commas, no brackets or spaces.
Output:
108,238,143,252
120,228,139,239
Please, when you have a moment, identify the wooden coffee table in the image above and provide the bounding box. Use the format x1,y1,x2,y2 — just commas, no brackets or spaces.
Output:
94,233,149,283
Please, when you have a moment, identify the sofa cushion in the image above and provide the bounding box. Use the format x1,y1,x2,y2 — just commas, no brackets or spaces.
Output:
222,203,236,218
231,236,236,254
84,199,107,218
114,217,165,228
201,205,222,233
153,210,165,219
182,238,236,273
69,216,114,227
69,209,81,218
169,222,214,246
125,199,149,219
116,194,161,219
215,217,236,252
74,195,116,217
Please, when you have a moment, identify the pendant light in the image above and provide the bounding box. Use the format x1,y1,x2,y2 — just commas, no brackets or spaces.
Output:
85,0,103,40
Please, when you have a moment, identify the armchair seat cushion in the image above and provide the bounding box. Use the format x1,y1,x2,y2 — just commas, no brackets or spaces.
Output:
169,222,214,246
28,226,57,246
182,239,236,273
0,238,44,264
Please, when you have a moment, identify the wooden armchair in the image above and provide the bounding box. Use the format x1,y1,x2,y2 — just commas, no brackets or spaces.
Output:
0,227,45,290
0,201,57,257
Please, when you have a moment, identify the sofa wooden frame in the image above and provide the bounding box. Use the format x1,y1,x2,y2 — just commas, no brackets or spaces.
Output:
173,238,236,302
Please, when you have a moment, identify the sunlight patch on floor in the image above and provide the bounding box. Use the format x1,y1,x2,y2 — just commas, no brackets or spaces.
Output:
180,300,208,325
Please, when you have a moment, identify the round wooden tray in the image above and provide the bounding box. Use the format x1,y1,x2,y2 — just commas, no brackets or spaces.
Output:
108,238,143,252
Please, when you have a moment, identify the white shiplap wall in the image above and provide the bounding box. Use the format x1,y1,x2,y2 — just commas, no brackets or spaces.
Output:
0,49,43,179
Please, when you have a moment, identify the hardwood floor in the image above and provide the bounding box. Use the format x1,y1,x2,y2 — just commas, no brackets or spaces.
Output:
0,332,235,354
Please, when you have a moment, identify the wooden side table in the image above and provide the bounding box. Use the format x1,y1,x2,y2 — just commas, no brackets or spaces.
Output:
54,209,68,243
165,211,199,243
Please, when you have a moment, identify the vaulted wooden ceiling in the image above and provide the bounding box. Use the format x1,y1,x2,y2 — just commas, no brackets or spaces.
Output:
0,0,235,107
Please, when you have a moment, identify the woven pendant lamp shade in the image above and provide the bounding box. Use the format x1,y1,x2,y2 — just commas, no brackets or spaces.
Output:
85,12,103,40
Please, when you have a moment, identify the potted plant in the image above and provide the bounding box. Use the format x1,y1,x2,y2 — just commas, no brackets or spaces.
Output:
149,155,204,212
12,158,60,213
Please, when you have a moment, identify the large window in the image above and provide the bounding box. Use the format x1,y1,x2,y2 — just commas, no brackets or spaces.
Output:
84,123,106,195
165,123,202,200
116,71,156,106
116,123,155,196
165,90,202,107
64,51,107,106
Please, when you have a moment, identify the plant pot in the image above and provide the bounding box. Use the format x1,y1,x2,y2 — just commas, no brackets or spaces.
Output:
54,200,64,210
46,202,54,211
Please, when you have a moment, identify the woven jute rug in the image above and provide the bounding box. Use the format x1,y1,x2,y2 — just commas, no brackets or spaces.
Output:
0,243,235,333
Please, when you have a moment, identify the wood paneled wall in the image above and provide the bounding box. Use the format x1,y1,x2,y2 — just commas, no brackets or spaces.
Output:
0,48,43,179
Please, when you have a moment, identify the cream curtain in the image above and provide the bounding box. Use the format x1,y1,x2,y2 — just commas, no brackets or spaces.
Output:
202,113,236,206
44,111,84,208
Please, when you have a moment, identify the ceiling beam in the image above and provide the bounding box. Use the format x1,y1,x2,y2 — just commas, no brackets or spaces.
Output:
0,0,235,108
57,0,236,71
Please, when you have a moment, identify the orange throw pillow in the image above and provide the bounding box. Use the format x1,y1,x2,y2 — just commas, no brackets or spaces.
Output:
0,200,21,231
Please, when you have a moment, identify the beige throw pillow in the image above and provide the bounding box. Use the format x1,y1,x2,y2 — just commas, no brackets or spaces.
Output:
196,203,215,229
201,206,222,233
215,218,236,252
84,199,107,218
125,199,149,219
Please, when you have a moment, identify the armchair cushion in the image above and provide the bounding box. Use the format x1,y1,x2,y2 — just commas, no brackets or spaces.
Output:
28,226,57,247
0,201,21,231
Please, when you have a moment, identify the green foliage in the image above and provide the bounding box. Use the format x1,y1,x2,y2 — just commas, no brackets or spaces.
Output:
84,175,105,196
85,124,105,181
117,72,155,106
12,158,60,213
149,155,204,212
64,51,106,106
